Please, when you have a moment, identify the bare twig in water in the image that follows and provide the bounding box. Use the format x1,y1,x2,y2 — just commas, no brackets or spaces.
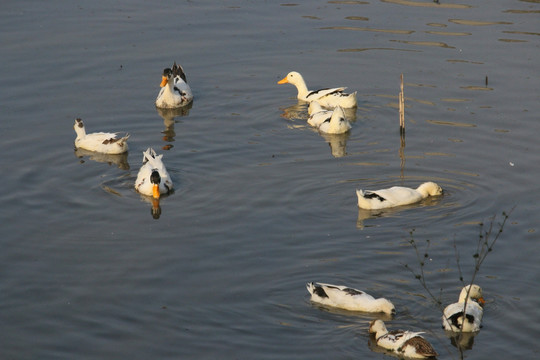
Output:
399,73,405,134
403,208,514,359
398,74,406,179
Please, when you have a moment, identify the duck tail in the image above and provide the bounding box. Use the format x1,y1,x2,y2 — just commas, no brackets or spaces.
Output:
347,91,358,108
173,62,187,83
306,282,315,295
142,147,155,164
119,133,130,144
356,189,367,208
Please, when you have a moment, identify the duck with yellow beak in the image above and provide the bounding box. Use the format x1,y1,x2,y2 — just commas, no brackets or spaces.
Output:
277,71,357,108
135,148,173,199
155,62,193,109
442,284,485,332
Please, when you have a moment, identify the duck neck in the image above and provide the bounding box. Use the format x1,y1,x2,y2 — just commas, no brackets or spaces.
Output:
375,328,388,340
75,126,86,140
166,79,175,93
293,77,309,100
416,183,430,197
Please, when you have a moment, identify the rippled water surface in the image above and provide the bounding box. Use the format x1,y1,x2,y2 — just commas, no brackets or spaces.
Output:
1,1,539,359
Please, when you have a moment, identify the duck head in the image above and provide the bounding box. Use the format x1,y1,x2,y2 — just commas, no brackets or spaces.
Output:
277,71,303,86
160,68,173,87
369,319,388,338
460,284,485,306
418,182,443,197
150,170,161,199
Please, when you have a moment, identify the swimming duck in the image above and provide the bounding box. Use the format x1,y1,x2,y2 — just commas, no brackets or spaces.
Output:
318,106,351,134
155,62,193,109
73,118,129,154
356,182,442,210
306,101,331,122
369,320,438,359
135,148,173,199
307,101,333,127
277,71,357,108
442,284,485,332
306,282,395,314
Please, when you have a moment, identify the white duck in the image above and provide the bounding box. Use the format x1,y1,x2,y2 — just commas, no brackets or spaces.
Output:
73,118,129,154
318,106,351,134
307,101,333,127
306,282,395,314
308,102,351,133
442,284,485,332
369,320,438,359
277,71,357,108
356,182,442,210
135,148,173,199
155,62,193,109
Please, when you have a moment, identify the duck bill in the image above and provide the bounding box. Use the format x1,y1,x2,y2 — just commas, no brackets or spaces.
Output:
152,184,160,199
277,76,288,84
160,76,168,87
477,297,485,306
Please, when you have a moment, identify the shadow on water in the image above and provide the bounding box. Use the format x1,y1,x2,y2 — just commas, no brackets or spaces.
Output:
136,189,175,220
445,330,479,351
74,148,130,170
320,132,351,158
280,101,357,157
307,301,395,322
156,103,193,149
356,195,445,229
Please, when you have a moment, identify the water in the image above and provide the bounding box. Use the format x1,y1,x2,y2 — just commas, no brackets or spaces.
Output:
1,0,539,359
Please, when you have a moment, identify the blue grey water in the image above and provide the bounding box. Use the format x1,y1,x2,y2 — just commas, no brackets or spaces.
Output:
1,0,539,359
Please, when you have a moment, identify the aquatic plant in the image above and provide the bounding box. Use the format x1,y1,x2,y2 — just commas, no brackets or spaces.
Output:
403,208,513,359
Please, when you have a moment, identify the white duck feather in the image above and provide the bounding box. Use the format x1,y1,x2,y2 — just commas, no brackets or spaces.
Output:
307,101,333,127
73,118,129,155
135,148,173,199
356,182,442,210
308,102,352,133
317,106,351,134
369,320,438,359
156,62,193,109
278,71,357,108
442,284,484,332
306,282,395,314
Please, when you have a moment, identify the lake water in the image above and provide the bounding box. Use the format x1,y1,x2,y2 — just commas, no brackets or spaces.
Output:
1,0,539,359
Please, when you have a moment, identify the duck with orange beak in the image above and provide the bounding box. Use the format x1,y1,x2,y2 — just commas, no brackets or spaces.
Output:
443,284,485,332
277,71,357,108
135,148,173,199
155,62,193,109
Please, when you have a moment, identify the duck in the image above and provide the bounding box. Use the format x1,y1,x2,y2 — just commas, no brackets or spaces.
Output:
308,102,351,134
135,148,173,199
155,62,193,109
318,106,351,134
73,118,129,154
277,71,357,108
442,284,485,332
307,101,333,127
356,182,443,210
369,320,438,359
306,282,395,314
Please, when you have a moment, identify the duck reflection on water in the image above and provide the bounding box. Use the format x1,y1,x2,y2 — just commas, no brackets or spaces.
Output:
74,147,130,170
156,104,193,147
356,194,444,229
280,101,355,158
